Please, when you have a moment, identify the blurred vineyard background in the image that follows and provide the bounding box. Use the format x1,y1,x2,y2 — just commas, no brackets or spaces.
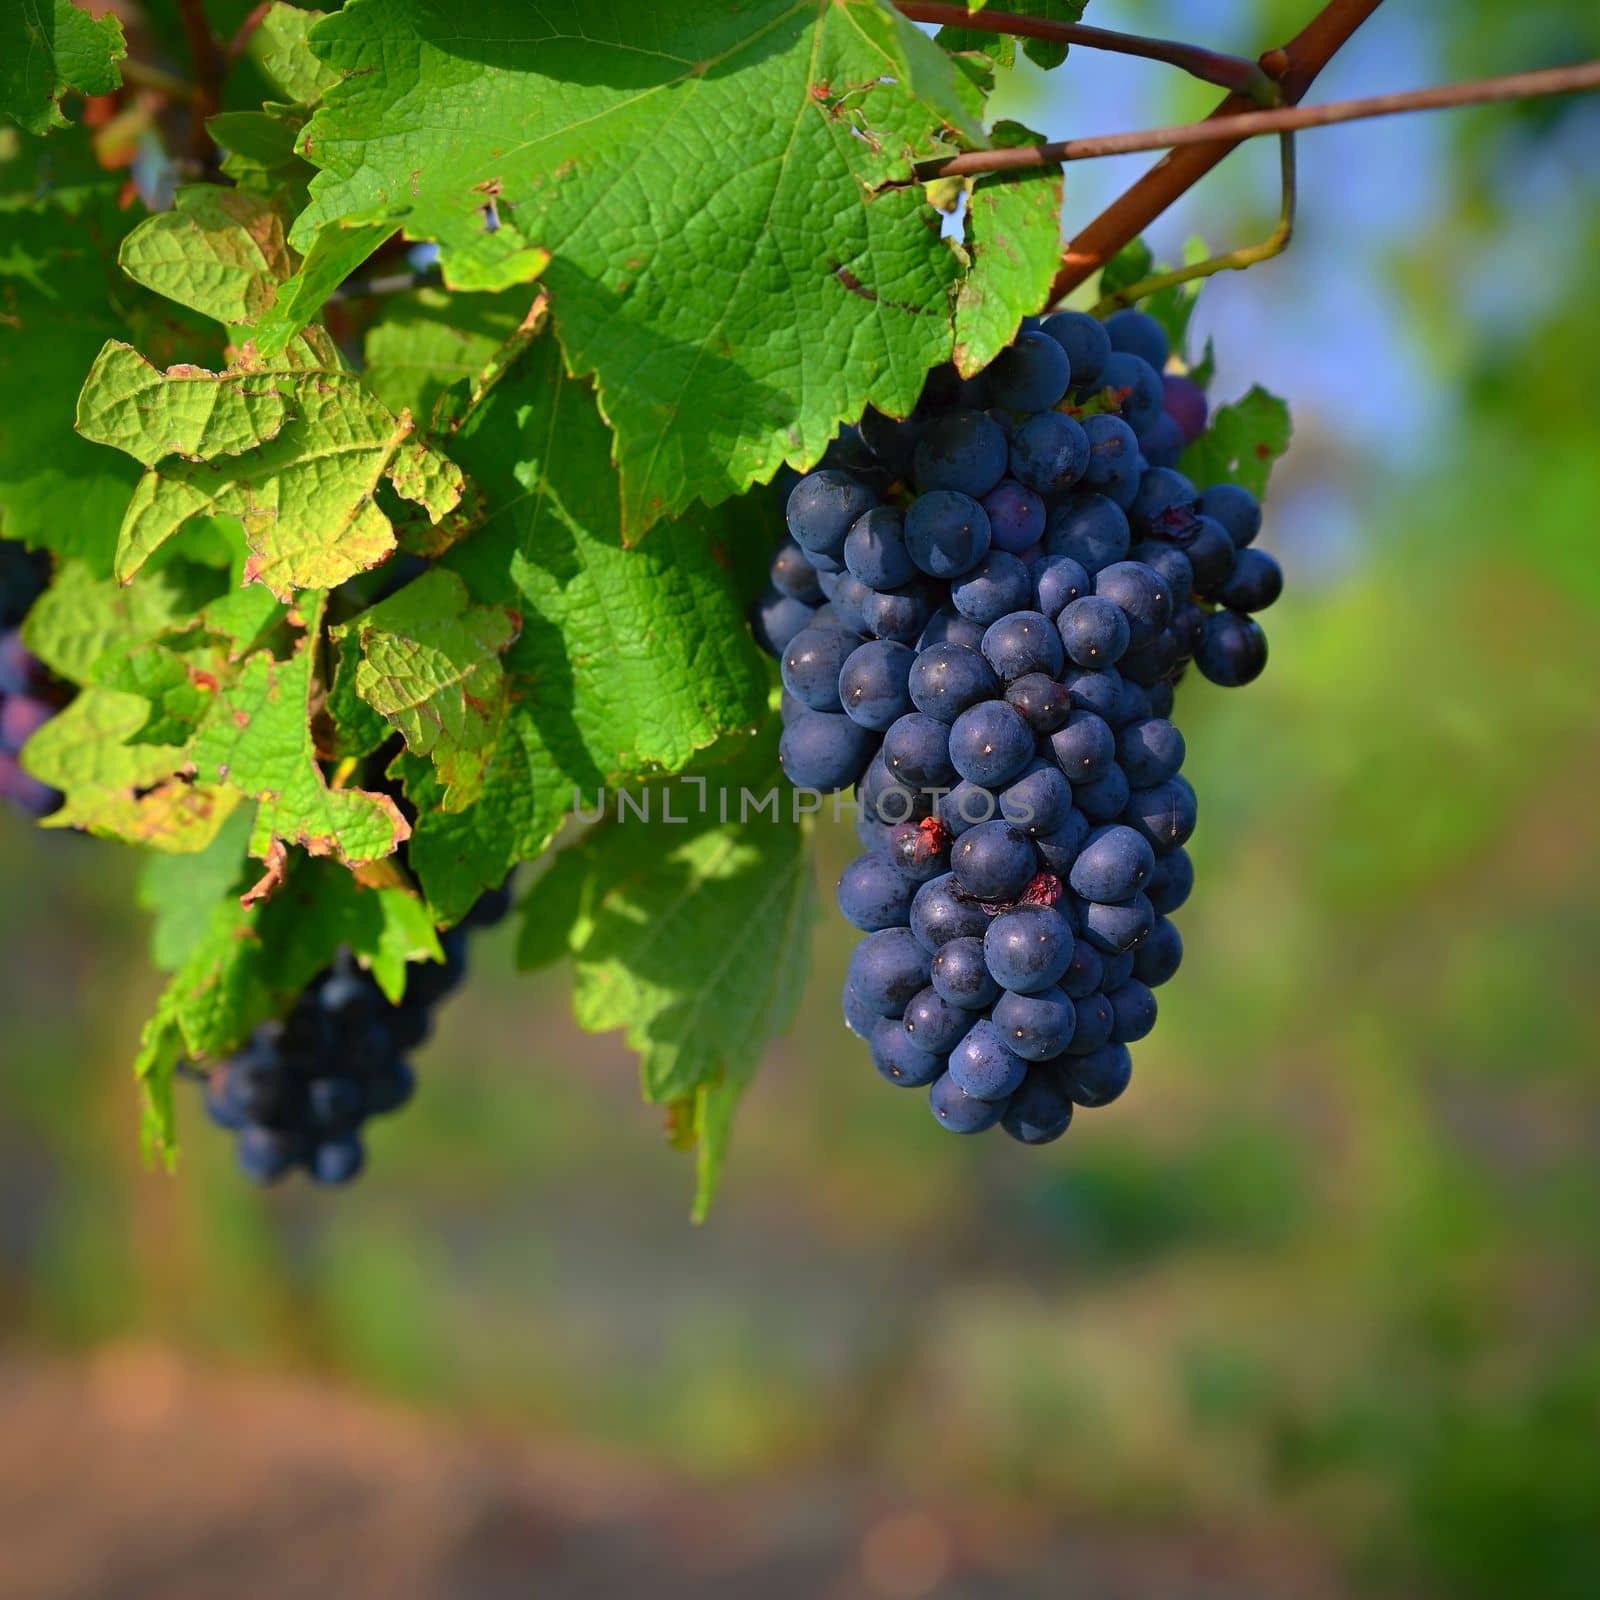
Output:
2,2,1598,1596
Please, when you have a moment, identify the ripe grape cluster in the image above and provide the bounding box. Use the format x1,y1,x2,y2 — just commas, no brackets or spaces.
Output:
197,882,511,1186
0,542,65,819
751,309,1282,1145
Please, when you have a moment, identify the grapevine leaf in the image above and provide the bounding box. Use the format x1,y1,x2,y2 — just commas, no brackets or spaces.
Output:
76,337,465,598
1,0,125,134
191,595,410,867
250,3,339,105
209,106,314,209
0,180,215,573
291,0,988,534
323,628,394,761
21,686,242,851
516,739,815,1220
402,331,769,920
938,2,1086,70
335,568,518,812
1182,385,1293,498
138,807,256,971
248,219,394,354
361,288,529,424
118,185,294,327
952,121,1065,376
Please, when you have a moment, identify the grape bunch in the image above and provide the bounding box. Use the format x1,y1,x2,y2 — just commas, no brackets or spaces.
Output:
197,882,511,1185
0,542,65,819
751,308,1283,1144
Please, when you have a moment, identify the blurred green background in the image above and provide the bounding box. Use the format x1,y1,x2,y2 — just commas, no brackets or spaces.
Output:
2,3,1597,1596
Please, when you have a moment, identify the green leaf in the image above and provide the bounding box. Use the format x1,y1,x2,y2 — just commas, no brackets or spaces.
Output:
952,120,1064,375
191,595,411,867
251,3,340,105
516,737,815,1219
208,106,314,209
1,0,124,134
361,287,529,425
402,330,770,920
335,567,518,811
291,0,989,534
937,2,1086,70
76,334,465,598
249,218,393,354
1181,385,1293,498
118,185,295,327
138,806,255,971
0,180,216,573
21,685,242,851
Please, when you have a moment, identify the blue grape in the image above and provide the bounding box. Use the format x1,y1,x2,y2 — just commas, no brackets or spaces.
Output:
861,580,937,645
1129,540,1195,604
237,1126,306,1184
860,406,920,478
951,551,1032,626
1061,993,1115,1060
308,1076,365,1132
1148,680,1175,720
839,639,915,730
1079,413,1141,495
1004,671,1071,734
1064,666,1124,722
908,641,999,724
1217,547,1283,612
1069,824,1155,902
1106,981,1158,1044
882,712,955,788
929,1073,1007,1133
770,540,822,602
1128,468,1199,538
1041,310,1110,389
1162,374,1209,443
858,751,930,826
1146,847,1193,914
888,816,952,882
998,759,1072,837
843,980,880,1039
951,818,1037,902
936,780,1000,836
987,328,1072,411
855,809,897,853
829,572,873,635
984,904,1074,993
1103,308,1170,372
992,987,1077,1062
1183,516,1237,595
843,505,915,589
913,409,1010,498
1138,412,1185,470
1031,553,1090,619
1198,482,1262,548
847,927,932,1018
1044,494,1130,574
1059,937,1105,1000
1118,627,1183,688
921,363,990,411
1009,411,1090,496
786,469,877,559
910,872,993,952
1124,774,1197,852
778,709,877,792
1081,892,1154,954
837,852,917,931
310,1136,365,1186
981,479,1047,555
1049,709,1115,782
871,1016,946,1088
750,589,815,657
1000,1067,1076,1145
1116,718,1185,787
1132,916,1184,986
781,624,853,711
905,489,992,579
1058,596,1130,669
948,700,1035,787
948,1018,1028,1101
903,986,975,1055
917,606,988,653
1060,1043,1133,1107
1098,949,1135,991
1094,559,1173,646
981,608,1064,683
932,935,1003,1010
1034,810,1089,876
1098,351,1163,433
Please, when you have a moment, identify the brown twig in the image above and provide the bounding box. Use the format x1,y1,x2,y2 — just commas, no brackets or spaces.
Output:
1048,0,1385,304
916,60,1600,178
226,2,273,64
895,2,1278,102
175,0,225,164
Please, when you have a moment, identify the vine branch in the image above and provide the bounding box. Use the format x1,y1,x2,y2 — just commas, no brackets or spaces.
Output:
895,2,1278,102
916,60,1600,179
175,0,225,163
1048,0,1385,304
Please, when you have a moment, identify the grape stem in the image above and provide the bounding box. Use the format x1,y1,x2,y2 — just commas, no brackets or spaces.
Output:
894,3,1280,103
1089,134,1298,317
916,59,1600,181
